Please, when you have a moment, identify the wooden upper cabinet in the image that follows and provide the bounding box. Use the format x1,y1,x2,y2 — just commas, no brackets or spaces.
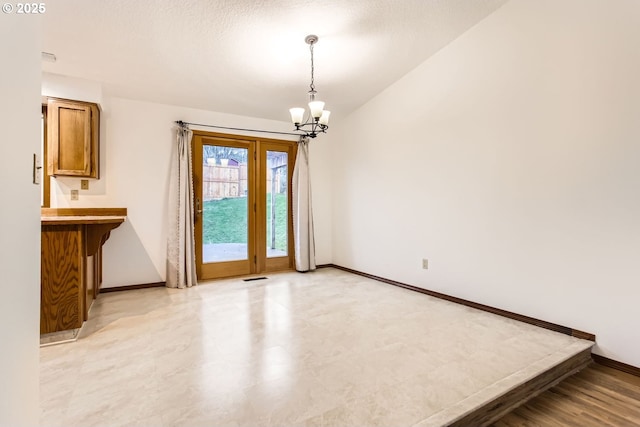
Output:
47,98,100,178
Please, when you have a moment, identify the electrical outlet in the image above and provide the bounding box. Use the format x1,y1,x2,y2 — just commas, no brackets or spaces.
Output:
81,179,89,190
70,190,79,200
422,259,429,269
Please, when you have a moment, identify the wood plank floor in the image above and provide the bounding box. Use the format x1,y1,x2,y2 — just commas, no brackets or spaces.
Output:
492,363,640,427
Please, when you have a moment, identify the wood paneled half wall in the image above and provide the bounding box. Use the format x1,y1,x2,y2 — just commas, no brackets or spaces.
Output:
40,208,127,334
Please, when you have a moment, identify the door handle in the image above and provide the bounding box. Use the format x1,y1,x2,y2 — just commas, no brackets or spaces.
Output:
195,198,203,222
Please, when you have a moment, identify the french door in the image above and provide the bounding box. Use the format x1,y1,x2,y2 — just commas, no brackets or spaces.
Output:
192,131,296,280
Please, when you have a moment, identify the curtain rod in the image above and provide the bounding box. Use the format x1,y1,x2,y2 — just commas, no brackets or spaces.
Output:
175,120,303,138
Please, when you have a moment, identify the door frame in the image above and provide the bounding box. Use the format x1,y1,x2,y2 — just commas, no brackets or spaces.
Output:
192,130,297,280
258,140,297,274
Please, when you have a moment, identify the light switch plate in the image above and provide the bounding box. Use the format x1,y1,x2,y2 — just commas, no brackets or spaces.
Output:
81,179,89,190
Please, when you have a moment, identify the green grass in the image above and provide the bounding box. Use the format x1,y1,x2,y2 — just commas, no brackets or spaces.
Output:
202,197,248,244
202,194,287,250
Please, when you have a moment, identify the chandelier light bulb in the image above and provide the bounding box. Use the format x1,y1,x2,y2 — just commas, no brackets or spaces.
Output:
319,110,331,126
308,101,325,119
289,108,305,125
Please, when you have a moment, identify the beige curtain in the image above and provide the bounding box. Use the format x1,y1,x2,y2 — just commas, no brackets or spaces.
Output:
166,125,197,288
292,137,316,272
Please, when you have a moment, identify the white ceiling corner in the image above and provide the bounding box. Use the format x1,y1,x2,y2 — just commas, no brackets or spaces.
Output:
42,0,509,122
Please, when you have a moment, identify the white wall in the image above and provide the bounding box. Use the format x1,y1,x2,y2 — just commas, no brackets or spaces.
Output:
41,77,333,286
309,134,333,265
0,15,41,427
332,0,640,367
42,72,103,104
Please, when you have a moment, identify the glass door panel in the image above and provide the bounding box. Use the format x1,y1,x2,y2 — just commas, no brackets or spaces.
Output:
193,134,254,280
259,141,295,273
202,145,249,263
266,151,288,258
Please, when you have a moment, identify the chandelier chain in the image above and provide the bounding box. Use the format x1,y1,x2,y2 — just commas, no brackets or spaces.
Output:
309,42,315,94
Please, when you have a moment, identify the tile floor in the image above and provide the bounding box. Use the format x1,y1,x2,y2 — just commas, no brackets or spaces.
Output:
40,268,593,427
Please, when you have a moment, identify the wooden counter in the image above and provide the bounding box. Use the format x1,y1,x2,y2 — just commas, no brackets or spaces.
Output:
41,208,126,334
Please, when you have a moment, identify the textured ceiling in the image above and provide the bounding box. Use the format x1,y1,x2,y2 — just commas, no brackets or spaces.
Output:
42,0,508,122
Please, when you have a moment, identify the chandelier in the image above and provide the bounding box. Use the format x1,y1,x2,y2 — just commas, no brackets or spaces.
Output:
289,35,330,138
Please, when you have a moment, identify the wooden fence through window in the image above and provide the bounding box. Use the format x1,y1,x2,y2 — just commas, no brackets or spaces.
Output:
202,164,286,201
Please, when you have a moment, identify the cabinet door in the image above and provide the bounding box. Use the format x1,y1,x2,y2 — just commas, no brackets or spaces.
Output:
48,99,99,178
